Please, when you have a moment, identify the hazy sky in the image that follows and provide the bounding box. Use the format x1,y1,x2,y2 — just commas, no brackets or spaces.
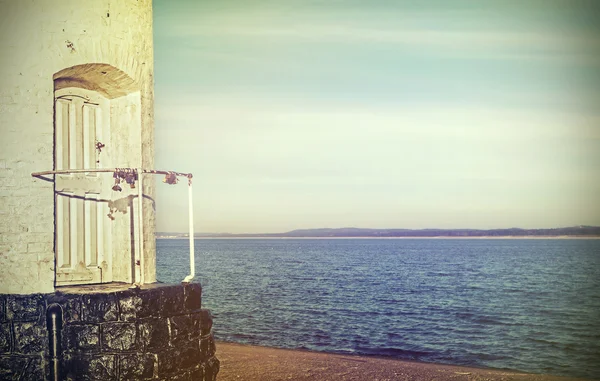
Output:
152,0,600,233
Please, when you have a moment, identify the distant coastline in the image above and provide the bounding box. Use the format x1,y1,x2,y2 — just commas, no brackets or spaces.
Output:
157,236,600,240
156,226,600,239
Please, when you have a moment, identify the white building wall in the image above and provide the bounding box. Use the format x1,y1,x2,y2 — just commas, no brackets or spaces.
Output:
0,0,156,294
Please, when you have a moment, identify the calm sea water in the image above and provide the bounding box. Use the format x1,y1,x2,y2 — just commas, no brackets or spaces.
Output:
157,238,600,379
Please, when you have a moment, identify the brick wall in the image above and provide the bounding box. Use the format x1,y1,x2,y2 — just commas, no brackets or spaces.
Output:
0,0,156,293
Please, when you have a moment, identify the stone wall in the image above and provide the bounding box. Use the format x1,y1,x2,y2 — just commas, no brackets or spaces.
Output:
0,283,219,380
0,0,156,294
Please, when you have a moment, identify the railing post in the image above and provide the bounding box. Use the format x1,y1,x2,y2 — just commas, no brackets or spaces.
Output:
183,175,195,283
137,168,145,284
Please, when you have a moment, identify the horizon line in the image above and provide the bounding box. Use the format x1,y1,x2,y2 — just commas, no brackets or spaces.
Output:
156,225,600,236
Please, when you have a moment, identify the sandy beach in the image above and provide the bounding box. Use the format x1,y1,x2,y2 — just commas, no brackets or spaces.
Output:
216,341,592,381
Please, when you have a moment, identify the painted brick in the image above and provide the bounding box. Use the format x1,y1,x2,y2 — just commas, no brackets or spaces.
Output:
27,242,53,253
0,0,156,294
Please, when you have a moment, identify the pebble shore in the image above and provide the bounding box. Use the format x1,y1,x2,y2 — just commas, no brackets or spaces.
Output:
216,341,591,381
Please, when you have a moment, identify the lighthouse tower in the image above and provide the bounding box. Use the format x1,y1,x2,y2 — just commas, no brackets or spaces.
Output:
0,1,219,379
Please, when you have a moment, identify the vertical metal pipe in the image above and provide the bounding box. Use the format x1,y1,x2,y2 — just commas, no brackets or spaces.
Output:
189,178,195,277
46,304,63,381
182,177,195,283
52,313,59,381
137,168,145,284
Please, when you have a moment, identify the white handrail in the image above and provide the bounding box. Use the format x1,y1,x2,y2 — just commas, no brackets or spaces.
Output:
182,177,195,284
31,167,196,285
32,167,193,178
137,168,145,285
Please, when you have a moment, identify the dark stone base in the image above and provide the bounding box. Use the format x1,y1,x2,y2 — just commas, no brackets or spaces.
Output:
0,283,219,380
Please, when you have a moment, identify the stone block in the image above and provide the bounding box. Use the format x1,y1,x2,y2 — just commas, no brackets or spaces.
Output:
0,323,10,353
115,286,165,320
0,355,28,380
2,284,215,378
189,366,204,381
157,344,204,378
190,309,213,337
65,324,100,351
118,294,142,321
18,355,44,381
166,370,193,381
136,288,162,318
0,295,6,322
46,294,82,323
13,322,45,354
160,286,184,317
183,284,202,311
82,293,118,323
6,294,43,321
205,356,220,381
138,318,170,350
199,333,216,361
65,354,117,381
102,322,137,352
170,314,193,344
118,353,156,380
157,348,181,377
179,342,201,371
61,297,82,324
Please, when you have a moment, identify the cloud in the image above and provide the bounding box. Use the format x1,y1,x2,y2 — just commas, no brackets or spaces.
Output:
155,93,600,139
154,93,600,207
162,14,599,63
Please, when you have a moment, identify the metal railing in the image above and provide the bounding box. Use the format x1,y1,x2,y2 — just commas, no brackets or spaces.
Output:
32,168,196,285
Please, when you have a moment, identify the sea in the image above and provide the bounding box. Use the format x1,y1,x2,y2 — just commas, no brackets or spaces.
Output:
156,238,600,379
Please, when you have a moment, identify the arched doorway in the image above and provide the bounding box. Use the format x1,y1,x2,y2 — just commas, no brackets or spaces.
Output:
53,64,141,286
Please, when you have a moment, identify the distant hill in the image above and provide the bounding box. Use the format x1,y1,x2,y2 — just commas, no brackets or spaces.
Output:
156,226,600,238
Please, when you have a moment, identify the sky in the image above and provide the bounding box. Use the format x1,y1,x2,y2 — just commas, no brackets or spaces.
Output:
152,0,600,234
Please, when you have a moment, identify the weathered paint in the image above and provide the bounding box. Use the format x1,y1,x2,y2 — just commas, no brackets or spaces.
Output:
0,0,156,294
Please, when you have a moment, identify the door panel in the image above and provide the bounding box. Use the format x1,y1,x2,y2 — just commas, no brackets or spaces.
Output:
54,89,112,286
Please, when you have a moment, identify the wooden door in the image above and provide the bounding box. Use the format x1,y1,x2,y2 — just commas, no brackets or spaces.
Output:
54,88,112,286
